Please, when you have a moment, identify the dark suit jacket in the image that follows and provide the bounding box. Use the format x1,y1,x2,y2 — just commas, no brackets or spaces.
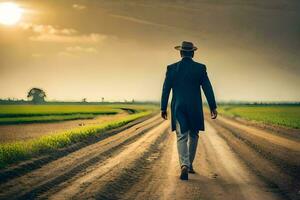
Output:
161,57,217,133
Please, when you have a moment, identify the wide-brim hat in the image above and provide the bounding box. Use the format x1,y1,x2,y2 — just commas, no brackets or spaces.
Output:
175,41,197,51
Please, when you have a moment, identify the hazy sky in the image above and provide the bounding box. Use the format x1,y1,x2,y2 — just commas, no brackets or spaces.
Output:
0,0,300,102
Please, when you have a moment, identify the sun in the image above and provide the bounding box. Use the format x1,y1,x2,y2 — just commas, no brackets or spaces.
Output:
0,2,23,26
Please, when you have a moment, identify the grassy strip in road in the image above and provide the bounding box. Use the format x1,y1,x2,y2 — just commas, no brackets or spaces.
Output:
218,105,300,129
0,111,152,169
0,114,100,124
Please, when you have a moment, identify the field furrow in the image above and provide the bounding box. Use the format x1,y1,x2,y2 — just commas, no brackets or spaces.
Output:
0,114,163,199
211,117,300,200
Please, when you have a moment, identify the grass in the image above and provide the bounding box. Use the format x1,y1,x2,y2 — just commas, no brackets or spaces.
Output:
0,104,158,124
0,114,97,124
0,105,120,117
0,110,153,169
218,105,300,129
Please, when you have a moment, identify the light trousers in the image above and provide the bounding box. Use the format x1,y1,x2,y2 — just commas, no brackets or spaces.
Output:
175,120,199,168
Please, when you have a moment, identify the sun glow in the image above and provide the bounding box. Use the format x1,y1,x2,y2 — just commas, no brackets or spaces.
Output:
0,2,23,25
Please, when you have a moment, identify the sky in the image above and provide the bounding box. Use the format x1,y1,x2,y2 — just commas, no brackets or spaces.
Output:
0,0,300,102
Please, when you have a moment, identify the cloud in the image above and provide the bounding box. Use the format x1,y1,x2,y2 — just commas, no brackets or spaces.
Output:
72,4,86,10
110,14,174,28
20,23,106,43
20,23,77,35
58,46,98,57
29,33,106,43
65,46,98,53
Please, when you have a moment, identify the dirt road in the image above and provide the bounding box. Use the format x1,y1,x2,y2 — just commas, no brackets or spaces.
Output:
0,114,299,200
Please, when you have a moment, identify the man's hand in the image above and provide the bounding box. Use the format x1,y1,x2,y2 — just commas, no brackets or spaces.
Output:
211,109,218,119
161,110,168,120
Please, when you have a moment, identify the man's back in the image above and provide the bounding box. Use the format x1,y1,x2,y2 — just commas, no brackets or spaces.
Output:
161,56,217,133
168,57,207,104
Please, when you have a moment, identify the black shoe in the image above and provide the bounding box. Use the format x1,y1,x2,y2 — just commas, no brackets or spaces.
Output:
189,166,196,174
180,165,189,180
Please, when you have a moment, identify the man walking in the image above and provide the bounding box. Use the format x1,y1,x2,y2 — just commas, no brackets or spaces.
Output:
161,41,217,180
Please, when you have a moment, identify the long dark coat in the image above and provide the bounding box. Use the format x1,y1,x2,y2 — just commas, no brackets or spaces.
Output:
161,57,217,133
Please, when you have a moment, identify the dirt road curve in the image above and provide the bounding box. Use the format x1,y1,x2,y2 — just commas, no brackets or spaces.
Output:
0,114,299,200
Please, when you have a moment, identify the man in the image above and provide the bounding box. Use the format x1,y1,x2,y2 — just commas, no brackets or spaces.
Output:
161,41,217,180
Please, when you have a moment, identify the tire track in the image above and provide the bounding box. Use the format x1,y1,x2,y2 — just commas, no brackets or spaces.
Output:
195,122,284,200
215,118,300,178
45,121,170,200
93,127,170,200
210,117,300,200
218,116,300,151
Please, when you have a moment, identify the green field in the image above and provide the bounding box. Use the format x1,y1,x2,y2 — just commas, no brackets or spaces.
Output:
0,114,97,124
0,104,158,168
0,104,156,124
219,105,300,129
0,105,120,117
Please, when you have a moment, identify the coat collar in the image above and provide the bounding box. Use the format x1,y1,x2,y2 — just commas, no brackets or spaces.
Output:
181,57,193,62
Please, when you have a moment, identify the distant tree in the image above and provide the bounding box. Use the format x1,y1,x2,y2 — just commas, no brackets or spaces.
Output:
27,88,46,104
82,98,87,103
101,97,104,102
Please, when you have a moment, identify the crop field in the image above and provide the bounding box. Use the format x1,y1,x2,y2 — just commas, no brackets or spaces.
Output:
0,104,155,124
0,110,152,168
0,104,157,168
218,104,300,129
0,114,99,125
